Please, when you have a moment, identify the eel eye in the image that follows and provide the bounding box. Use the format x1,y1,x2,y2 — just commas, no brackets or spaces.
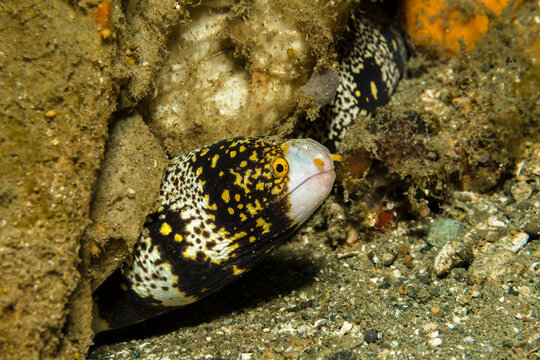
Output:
272,157,289,177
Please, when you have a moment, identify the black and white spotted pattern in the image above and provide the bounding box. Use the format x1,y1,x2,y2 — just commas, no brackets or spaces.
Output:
92,136,336,332
303,11,406,151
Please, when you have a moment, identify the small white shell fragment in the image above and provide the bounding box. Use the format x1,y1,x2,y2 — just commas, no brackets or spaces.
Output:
510,181,532,202
339,321,353,336
126,187,136,198
433,241,457,276
488,216,507,228
504,232,529,253
463,336,474,343
428,338,443,347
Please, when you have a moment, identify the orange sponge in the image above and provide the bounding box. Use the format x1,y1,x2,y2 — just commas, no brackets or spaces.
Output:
402,0,521,55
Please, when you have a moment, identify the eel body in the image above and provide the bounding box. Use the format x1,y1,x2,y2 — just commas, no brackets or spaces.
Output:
304,10,407,151
93,137,336,332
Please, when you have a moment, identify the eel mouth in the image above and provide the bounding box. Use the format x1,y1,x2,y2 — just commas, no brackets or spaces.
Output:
287,168,336,224
290,168,335,194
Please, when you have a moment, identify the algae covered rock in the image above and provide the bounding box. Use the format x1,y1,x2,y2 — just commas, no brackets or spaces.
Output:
146,0,352,155
0,1,116,358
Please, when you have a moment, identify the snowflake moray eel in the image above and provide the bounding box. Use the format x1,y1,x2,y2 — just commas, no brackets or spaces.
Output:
93,137,337,332
92,6,406,333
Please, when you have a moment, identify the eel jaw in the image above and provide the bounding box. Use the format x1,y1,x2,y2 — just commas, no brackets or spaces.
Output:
284,138,336,225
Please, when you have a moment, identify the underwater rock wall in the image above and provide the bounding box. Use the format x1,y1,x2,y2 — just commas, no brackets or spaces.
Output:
0,1,116,358
1,0,537,358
